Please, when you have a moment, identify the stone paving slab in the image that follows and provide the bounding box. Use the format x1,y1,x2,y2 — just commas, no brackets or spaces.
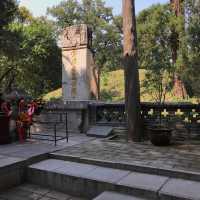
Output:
28,158,200,199
53,139,200,176
118,172,168,193
55,161,98,177
17,183,50,195
93,191,147,200
0,156,25,168
0,183,87,200
87,126,113,138
0,143,60,159
85,167,130,183
29,159,68,171
159,178,200,200
0,134,94,160
27,159,166,199
29,159,132,185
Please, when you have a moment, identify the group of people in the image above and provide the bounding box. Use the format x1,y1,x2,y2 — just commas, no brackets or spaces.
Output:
0,94,38,143
16,98,37,142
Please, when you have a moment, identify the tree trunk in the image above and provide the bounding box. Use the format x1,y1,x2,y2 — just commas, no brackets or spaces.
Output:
170,0,187,99
123,0,141,141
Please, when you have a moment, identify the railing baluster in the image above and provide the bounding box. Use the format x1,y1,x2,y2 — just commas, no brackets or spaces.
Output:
54,123,57,146
66,112,68,143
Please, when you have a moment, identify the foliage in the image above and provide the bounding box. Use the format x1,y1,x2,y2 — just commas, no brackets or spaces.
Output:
137,4,174,103
43,68,199,103
0,0,18,56
16,6,34,23
9,18,62,97
0,0,199,101
0,0,20,92
0,0,17,29
43,88,62,101
0,3,62,97
47,0,122,72
182,0,200,98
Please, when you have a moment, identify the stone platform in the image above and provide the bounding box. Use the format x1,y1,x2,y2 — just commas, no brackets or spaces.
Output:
51,139,200,176
0,134,94,191
27,158,200,200
1,135,200,199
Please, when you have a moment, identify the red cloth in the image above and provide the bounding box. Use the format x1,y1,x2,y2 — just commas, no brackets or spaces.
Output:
16,121,25,143
18,100,26,114
1,102,12,117
27,103,36,124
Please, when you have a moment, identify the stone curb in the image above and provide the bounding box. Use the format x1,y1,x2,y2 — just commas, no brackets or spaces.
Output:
49,153,200,182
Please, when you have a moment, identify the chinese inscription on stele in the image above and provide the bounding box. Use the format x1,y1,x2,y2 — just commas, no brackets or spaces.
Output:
61,24,92,49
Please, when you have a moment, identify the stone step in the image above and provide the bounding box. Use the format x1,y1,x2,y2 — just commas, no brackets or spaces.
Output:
49,153,200,182
0,156,26,191
27,159,200,200
93,191,146,200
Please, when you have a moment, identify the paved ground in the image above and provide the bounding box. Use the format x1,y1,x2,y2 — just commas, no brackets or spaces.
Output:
0,134,93,160
54,139,200,173
0,183,86,200
1,132,200,173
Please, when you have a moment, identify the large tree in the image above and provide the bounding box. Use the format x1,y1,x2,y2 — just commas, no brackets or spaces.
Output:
182,0,200,98
0,0,18,56
8,18,62,97
0,0,19,92
123,0,141,141
0,4,62,97
137,4,173,102
170,0,187,99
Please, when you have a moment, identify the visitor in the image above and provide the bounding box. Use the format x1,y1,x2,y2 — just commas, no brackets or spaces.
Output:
1,96,12,118
16,97,28,143
27,100,37,138
18,97,26,114
0,93,12,144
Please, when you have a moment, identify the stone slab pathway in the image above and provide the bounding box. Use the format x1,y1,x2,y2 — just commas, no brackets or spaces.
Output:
0,183,86,200
0,134,94,169
53,139,200,174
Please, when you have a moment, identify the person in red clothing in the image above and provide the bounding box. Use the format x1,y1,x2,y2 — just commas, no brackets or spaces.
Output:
27,100,38,138
1,101,12,117
27,100,37,123
0,94,12,144
18,97,26,114
16,97,27,143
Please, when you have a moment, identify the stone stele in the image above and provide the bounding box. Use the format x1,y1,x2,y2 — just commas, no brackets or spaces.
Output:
61,24,98,101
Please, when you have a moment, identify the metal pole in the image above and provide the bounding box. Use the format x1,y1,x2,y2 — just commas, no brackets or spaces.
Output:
54,123,57,146
66,112,68,142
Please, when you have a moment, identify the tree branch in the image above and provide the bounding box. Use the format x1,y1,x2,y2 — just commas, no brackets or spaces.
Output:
0,67,16,83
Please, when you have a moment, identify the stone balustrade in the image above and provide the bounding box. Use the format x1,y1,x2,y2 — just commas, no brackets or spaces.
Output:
38,101,200,140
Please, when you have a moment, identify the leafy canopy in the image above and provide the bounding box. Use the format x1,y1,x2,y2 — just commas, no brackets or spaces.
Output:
0,1,62,97
47,0,122,72
137,4,174,102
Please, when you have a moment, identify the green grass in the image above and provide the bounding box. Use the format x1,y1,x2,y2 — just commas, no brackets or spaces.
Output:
43,88,62,101
43,69,199,103
100,69,150,102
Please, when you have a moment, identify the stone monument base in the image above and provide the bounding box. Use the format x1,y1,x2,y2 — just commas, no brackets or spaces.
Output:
64,101,89,134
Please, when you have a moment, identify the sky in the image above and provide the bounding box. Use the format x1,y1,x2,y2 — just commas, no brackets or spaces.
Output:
19,0,169,17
